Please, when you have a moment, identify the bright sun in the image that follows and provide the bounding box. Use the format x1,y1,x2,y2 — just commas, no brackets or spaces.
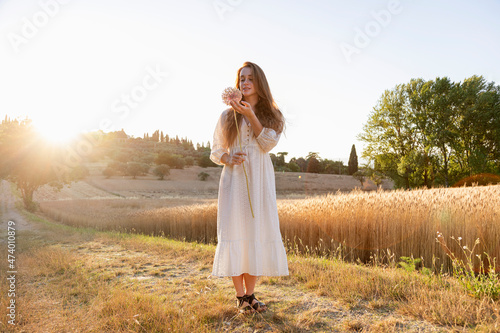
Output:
34,121,80,145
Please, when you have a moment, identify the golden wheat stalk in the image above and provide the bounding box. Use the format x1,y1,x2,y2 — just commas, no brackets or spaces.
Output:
233,108,254,218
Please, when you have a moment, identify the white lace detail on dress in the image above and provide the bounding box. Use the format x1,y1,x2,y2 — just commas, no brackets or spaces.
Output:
256,127,280,153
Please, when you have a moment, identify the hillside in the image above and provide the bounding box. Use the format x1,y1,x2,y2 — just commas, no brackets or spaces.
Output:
34,164,393,202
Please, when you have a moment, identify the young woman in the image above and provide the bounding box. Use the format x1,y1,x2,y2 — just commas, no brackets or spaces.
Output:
210,62,289,313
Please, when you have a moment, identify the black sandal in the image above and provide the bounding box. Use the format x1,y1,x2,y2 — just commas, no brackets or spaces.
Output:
246,293,267,312
236,295,254,314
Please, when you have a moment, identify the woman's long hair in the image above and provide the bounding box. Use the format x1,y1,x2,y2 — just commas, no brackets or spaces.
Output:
222,62,285,149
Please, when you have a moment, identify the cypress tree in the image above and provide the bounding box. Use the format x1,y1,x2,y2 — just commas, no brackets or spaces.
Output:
348,144,358,175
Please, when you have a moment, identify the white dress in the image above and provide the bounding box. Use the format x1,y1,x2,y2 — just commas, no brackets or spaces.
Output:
210,109,289,277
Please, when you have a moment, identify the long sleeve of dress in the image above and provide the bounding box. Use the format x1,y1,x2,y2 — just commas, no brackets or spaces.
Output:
210,111,229,166
256,127,281,153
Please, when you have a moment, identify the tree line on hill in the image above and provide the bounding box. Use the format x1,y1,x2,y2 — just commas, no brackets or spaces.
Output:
359,75,500,189
269,151,354,175
99,129,356,176
0,117,357,209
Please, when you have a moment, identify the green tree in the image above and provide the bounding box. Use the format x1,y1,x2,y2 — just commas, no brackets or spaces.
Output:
198,153,217,168
151,130,160,142
155,151,170,165
348,144,358,175
405,78,435,187
276,152,288,168
168,155,185,169
426,77,458,187
358,84,417,189
0,118,82,211
126,162,143,179
287,161,300,172
108,161,127,175
360,76,500,188
269,153,278,167
289,157,307,172
454,76,500,178
306,152,321,173
352,170,365,187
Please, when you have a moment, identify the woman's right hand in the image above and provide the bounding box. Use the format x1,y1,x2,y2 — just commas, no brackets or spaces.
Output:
222,152,246,166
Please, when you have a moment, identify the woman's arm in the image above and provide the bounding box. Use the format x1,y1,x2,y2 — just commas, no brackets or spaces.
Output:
230,100,263,138
255,128,281,153
210,111,229,165
230,100,280,153
220,152,246,166
210,110,247,166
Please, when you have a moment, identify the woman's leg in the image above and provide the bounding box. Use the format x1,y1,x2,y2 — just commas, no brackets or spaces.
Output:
232,274,253,312
243,274,267,311
232,274,245,297
242,273,257,295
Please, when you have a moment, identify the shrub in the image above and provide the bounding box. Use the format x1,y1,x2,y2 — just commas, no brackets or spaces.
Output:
198,154,217,168
198,172,209,181
155,151,171,165
108,161,127,175
139,163,150,174
154,152,185,169
352,170,365,187
138,153,155,165
185,156,195,167
169,155,185,169
126,162,147,179
154,164,170,180
453,173,500,187
102,167,114,179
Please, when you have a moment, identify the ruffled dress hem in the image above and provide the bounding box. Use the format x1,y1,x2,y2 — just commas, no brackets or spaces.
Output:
211,239,289,277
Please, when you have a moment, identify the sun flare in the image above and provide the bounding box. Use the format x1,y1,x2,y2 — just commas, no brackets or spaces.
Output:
34,121,80,145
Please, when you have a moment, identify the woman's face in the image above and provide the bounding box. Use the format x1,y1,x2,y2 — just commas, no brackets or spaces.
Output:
239,67,257,99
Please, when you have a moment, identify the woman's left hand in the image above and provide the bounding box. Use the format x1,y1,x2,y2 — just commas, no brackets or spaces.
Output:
230,100,254,118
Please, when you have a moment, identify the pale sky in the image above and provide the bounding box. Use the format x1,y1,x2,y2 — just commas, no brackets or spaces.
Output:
1,0,499,163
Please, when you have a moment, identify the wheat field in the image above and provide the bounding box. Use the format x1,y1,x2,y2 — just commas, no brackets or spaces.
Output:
40,185,500,272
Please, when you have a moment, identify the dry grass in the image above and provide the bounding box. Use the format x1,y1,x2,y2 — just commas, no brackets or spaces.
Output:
1,216,499,332
40,185,500,273
279,186,500,272
285,254,500,329
0,247,233,332
2,204,500,332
